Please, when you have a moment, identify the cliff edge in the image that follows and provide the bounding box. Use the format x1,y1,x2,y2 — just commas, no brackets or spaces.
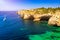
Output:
17,8,60,26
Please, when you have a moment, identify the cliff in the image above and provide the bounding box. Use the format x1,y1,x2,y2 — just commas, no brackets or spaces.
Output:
48,10,60,26
17,8,60,26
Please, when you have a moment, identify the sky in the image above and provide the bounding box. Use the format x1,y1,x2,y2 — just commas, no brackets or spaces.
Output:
0,0,60,11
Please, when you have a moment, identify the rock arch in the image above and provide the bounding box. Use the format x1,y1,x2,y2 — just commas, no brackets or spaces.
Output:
40,15,52,21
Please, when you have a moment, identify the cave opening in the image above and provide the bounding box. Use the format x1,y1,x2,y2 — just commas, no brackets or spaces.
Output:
40,16,51,21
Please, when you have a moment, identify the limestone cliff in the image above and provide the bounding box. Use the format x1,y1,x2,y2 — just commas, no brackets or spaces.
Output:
48,10,60,26
17,9,52,21
17,8,60,26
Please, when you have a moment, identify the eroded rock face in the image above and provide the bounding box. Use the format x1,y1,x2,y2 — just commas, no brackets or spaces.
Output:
33,14,41,21
17,10,25,18
40,15,51,21
17,10,31,19
33,14,52,21
48,10,60,26
17,9,60,26
23,14,31,20
17,10,52,21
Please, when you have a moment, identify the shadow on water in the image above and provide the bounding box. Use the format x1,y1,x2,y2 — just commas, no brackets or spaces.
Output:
23,20,51,34
23,20,60,40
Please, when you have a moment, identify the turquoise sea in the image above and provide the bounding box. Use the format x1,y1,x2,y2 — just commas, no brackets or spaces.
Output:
0,11,60,40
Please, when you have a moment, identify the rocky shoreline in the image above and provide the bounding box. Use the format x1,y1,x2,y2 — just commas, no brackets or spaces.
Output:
17,8,60,26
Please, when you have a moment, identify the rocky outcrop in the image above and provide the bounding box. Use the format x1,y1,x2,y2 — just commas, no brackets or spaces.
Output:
40,14,52,21
33,14,52,21
17,8,60,26
17,10,34,20
48,10,60,26
17,10,52,21
33,14,41,21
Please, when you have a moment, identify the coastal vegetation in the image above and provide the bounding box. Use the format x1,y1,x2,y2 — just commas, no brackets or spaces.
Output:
17,7,60,26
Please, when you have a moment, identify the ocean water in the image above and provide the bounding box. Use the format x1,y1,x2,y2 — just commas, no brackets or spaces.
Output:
0,11,60,40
